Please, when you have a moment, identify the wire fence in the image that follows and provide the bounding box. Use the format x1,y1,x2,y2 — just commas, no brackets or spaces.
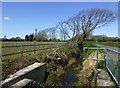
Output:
83,47,105,87
1,43,63,57
84,47,120,87
105,48,120,87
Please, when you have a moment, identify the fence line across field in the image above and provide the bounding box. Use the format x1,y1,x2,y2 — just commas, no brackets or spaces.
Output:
2,43,55,48
1,43,62,57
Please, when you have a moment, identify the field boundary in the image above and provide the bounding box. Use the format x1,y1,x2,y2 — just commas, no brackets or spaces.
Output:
1,43,62,57
2,43,53,48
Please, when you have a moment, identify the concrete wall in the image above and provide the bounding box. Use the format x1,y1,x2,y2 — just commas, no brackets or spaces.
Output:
1,63,45,88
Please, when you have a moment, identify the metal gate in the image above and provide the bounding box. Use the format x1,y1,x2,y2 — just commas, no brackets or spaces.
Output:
84,47,120,88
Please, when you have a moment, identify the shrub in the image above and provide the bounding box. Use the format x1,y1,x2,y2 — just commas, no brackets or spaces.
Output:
97,61,105,68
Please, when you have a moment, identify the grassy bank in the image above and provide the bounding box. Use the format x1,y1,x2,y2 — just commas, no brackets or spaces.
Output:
1,42,64,80
95,41,120,48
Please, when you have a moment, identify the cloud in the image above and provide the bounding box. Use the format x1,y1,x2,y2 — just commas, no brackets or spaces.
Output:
4,17,10,20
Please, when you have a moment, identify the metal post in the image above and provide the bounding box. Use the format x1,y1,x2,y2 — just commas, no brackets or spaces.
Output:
95,48,98,87
118,51,120,87
104,48,108,69
96,48,98,72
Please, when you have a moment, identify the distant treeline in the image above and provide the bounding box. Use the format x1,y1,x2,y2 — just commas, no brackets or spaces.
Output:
1,35,119,42
1,37,24,41
86,35,120,42
1,36,62,42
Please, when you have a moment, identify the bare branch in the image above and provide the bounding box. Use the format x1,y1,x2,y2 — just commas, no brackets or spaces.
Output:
57,8,116,42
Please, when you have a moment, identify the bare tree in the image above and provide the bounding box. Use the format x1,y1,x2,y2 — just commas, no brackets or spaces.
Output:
47,27,57,41
57,23,69,41
57,8,116,67
36,29,48,41
50,27,57,40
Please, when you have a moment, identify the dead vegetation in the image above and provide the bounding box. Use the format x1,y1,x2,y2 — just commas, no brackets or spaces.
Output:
76,51,105,87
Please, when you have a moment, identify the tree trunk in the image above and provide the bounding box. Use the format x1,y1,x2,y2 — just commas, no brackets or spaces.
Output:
77,40,84,69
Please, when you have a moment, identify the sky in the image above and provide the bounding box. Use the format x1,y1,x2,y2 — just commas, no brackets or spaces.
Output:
2,2,118,39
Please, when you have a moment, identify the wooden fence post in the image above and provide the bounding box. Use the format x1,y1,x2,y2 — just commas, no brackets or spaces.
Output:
50,44,52,50
21,44,23,56
43,44,46,50
34,44,35,54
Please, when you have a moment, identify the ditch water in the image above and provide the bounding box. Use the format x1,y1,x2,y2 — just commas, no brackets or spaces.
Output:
22,64,81,87
61,64,81,86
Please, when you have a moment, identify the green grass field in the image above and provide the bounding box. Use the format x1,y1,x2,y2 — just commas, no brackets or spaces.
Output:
95,41,120,48
1,42,65,80
1,42,63,55
1,41,118,67
1,42,63,69
2,41,118,67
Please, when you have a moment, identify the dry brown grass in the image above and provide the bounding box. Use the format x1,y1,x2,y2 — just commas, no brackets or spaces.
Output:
76,52,104,86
